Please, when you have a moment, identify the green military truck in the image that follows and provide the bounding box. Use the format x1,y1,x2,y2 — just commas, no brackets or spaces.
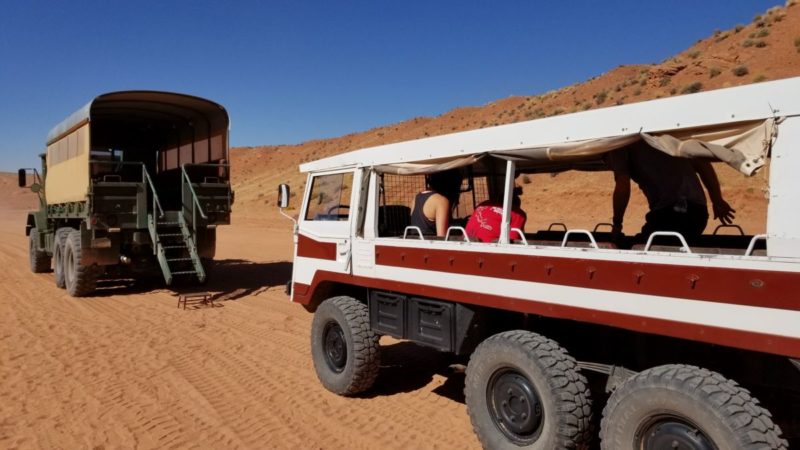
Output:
19,91,232,296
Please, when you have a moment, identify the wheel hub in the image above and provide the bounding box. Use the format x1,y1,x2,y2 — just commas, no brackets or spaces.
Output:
488,368,543,443
323,322,347,373
641,417,716,450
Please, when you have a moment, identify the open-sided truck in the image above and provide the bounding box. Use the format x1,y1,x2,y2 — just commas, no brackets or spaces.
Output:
281,78,800,449
20,91,232,296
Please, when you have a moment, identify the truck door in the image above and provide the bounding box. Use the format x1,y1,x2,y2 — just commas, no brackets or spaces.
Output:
292,169,357,296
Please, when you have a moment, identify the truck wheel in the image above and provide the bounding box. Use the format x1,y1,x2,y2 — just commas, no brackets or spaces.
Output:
600,364,787,450
465,330,592,449
53,228,72,288
310,296,380,395
28,227,51,273
64,230,98,297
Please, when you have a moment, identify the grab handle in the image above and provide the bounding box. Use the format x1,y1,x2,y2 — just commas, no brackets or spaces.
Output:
445,226,470,242
403,226,424,240
561,230,599,249
745,234,767,256
644,231,692,253
510,228,528,245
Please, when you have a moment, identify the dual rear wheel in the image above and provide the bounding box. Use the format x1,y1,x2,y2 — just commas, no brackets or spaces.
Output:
309,298,787,449
54,229,99,297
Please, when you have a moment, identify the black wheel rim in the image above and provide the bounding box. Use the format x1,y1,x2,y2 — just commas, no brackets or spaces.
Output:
487,367,543,444
323,321,347,373
638,415,716,450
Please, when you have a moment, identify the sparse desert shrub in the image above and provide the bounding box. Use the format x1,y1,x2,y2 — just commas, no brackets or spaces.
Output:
754,74,768,82
670,88,678,95
715,32,729,43
552,108,565,115
748,32,756,38
735,24,745,33
659,76,671,87
756,28,770,38
594,91,608,105
521,174,532,184
755,20,766,28
755,41,768,48
583,103,592,111
795,36,800,52
616,99,625,105
753,14,762,21
709,67,722,78
743,39,755,47
788,0,798,7
681,82,703,94
732,65,749,77
688,50,701,59
633,89,642,96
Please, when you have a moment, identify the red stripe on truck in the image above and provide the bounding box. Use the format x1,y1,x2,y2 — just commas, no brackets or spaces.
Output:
292,270,800,359
374,245,800,312
296,234,337,261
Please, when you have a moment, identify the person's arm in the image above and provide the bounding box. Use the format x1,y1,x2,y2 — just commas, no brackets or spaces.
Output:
612,174,631,234
435,197,451,237
693,160,735,224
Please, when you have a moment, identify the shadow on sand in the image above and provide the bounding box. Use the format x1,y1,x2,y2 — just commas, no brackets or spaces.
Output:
363,340,468,404
91,259,293,301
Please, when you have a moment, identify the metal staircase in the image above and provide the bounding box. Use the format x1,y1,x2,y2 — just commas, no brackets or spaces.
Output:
149,211,206,285
143,166,206,286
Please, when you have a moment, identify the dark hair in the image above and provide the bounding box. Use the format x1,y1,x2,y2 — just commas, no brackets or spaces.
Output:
427,169,463,204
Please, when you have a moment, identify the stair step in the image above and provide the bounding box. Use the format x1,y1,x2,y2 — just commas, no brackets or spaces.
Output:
157,222,180,225
167,258,193,262
162,245,187,249
159,233,184,237
172,270,198,275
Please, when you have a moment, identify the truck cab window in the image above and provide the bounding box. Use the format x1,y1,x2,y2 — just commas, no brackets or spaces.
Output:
305,172,354,221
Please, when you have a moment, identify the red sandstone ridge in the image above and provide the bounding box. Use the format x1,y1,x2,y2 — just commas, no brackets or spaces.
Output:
228,3,798,235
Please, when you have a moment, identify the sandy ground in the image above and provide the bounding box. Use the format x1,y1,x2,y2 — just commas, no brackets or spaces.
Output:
0,205,480,449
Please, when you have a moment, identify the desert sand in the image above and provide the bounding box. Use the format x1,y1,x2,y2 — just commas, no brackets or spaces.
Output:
2,3,798,448
0,199,481,449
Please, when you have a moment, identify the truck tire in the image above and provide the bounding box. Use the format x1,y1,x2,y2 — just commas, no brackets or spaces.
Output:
28,227,51,273
600,364,787,450
64,230,99,297
53,228,72,288
465,330,592,449
310,296,380,395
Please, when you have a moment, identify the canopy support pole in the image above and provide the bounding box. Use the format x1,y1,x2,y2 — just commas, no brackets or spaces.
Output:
499,160,515,244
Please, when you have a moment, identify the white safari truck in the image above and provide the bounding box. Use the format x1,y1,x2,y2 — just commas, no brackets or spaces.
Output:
280,77,800,449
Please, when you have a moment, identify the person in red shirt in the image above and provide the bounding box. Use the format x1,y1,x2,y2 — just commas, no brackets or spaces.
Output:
466,186,527,242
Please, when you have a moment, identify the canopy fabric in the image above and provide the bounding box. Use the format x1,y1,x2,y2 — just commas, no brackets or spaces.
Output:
375,154,485,175
372,119,777,176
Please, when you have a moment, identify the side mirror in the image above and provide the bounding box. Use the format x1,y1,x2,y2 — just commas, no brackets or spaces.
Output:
30,183,42,194
277,184,290,209
18,169,26,187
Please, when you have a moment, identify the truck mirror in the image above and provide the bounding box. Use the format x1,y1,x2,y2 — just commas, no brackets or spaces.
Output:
278,184,290,209
18,169,26,187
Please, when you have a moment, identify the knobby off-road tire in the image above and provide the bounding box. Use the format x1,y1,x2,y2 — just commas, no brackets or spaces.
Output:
28,227,51,273
53,228,72,288
465,330,593,450
600,364,787,450
64,230,99,297
310,296,380,395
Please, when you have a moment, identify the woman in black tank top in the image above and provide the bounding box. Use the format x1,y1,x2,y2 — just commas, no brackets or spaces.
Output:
408,169,463,236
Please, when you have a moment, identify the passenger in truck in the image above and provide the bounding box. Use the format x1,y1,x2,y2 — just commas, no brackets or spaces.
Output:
606,142,735,239
466,186,527,242
409,169,463,236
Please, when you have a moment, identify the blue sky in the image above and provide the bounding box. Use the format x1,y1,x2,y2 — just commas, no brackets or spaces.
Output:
0,0,781,171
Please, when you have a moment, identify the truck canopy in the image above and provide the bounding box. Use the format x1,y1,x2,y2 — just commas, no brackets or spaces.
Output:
47,90,229,171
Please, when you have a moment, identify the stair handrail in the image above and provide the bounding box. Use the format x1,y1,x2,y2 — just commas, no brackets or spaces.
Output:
181,165,208,220
182,162,232,213
141,165,165,219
